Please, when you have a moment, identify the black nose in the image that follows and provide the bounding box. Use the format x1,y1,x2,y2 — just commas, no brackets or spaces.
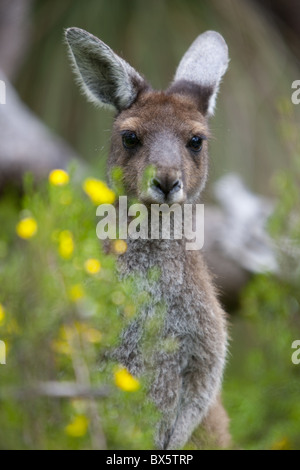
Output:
151,176,182,197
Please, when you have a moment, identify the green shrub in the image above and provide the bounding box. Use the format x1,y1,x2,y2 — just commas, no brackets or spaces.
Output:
224,101,300,450
0,168,157,450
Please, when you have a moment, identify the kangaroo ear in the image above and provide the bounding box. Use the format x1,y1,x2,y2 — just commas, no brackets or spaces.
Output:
168,31,229,116
65,27,148,111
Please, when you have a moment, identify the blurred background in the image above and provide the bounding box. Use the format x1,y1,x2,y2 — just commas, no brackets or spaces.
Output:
0,0,300,450
1,0,300,190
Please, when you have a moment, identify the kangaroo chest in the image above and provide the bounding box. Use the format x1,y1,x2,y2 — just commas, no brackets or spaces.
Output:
117,239,210,333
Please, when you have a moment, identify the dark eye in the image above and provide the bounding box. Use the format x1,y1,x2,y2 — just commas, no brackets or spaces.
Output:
188,136,203,152
122,131,140,150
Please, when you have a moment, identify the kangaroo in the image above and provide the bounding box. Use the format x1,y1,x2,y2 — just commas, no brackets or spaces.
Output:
66,27,230,450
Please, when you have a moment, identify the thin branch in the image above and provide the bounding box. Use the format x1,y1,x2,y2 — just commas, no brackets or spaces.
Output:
0,381,110,401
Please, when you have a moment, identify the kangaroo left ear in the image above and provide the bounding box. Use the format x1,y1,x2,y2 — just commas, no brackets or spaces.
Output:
65,27,148,111
168,31,229,116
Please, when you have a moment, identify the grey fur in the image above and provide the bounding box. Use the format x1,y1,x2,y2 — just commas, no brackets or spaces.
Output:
172,31,229,115
114,237,228,449
66,29,230,449
65,27,147,111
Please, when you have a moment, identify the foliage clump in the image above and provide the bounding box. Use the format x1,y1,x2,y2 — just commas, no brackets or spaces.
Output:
224,102,300,450
0,168,157,450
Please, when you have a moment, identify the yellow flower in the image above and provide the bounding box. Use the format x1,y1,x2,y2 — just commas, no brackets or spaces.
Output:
113,240,127,255
114,367,140,392
271,437,291,450
58,230,74,259
65,415,89,438
124,303,136,318
82,178,116,205
0,304,5,325
68,284,85,302
84,258,101,275
52,325,75,356
52,339,72,356
55,323,102,353
16,217,38,240
84,327,102,344
73,322,102,344
73,322,102,343
49,169,70,186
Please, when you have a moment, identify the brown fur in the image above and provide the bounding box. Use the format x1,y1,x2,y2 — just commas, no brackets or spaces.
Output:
109,91,209,205
108,90,231,449
66,27,231,449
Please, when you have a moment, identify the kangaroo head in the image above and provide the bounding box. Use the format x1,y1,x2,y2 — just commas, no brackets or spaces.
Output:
66,28,229,205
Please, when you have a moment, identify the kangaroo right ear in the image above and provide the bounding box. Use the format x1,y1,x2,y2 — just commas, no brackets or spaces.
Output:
169,31,229,116
65,27,148,111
